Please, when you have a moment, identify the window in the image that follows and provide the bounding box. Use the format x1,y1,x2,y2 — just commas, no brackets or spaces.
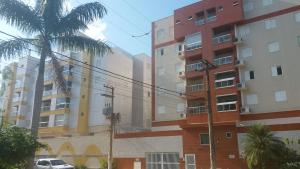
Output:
39,116,49,128
157,67,165,76
200,133,209,145
54,114,65,126
146,153,180,169
176,103,185,113
175,20,181,24
178,44,183,52
262,0,273,6
247,94,258,105
295,12,300,22
185,32,202,51
242,48,253,58
268,42,280,53
243,2,254,12
275,90,287,102
158,48,164,56
225,132,232,139
245,70,255,81
185,154,196,169
216,95,237,112
158,106,165,114
239,25,250,37
188,16,193,20
271,66,283,76
56,97,70,109
265,19,277,29
37,160,51,166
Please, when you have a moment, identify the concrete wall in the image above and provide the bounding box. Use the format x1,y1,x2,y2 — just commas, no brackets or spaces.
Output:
237,11,300,113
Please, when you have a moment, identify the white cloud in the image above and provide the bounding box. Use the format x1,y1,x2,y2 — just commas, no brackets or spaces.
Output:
84,21,107,41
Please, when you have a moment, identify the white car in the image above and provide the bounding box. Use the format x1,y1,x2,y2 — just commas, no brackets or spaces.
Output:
35,158,74,169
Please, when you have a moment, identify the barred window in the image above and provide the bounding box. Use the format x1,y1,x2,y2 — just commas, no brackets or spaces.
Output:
146,152,180,169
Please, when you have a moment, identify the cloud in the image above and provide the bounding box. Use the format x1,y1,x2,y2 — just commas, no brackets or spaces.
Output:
84,21,107,41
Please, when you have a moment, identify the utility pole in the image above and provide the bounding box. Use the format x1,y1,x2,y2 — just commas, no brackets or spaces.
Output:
102,85,114,169
201,59,217,169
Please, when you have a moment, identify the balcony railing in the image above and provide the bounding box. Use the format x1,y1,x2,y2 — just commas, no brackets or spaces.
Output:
217,101,237,112
186,62,203,72
43,90,52,97
195,18,205,26
207,15,217,22
185,42,202,51
213,34,232,44
188,106,206,115
215,77,235,88
186,84,204,92
56,103,70,110
41,106,51,112
213,55,233,65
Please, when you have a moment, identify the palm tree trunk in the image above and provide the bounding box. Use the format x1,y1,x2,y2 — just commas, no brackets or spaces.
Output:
205,67,217,169
27,45,47,169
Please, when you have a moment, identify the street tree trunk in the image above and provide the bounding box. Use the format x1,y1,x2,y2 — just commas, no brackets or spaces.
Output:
27,45,48,169
205,67,217,169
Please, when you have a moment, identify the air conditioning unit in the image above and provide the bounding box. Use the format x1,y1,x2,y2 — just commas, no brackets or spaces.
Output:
233,36,243,45
241,106,251,113
179,112,186,118
178,71,186,78
178,51,185,59
237,82,247,90
235,59,245,67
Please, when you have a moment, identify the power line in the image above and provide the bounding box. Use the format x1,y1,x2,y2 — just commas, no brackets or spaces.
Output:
0,30,198,99
121,0,152,23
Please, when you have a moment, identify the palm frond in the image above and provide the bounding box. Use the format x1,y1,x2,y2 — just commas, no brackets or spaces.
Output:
51,55,68,94
42,0,66,32
52,2,106,35
0,0,43,33
0,39,33,60
53,35,111,56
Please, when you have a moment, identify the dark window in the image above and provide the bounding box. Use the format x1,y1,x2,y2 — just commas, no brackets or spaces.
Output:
160,49,164,56
250,71,255,79
200,133,209,145
37,160,50,166
188,16,193,20
178,44,182,52
226,132,232,139
175,20,181,24
277,66,282,75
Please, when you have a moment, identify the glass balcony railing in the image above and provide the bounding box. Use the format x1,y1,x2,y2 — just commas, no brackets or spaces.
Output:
213,55,233,65
188,106,206,115
56,103,70,110
213,34,232,44
43,90,52,97
207,15,217,22
41,106,51,112
186,84,204,92
185,42,202,51
186,62,203,72
215,77,235,88
217,101,237,112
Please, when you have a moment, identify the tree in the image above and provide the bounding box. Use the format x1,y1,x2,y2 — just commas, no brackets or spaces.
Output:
0,125,46,169
99,158,117,169
0,0,110,168
244,124,286,169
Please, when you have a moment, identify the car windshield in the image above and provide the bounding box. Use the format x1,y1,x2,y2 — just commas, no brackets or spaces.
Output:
50,160,66,166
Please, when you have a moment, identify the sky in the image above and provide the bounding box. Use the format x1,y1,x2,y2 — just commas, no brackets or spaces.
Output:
0,0,199,59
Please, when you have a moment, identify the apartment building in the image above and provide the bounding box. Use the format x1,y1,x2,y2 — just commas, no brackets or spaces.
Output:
1,47,151,168
109,1,300,169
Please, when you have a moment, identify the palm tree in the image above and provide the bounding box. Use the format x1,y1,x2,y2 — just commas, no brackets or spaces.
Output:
244,124,286,169
0,0,110,167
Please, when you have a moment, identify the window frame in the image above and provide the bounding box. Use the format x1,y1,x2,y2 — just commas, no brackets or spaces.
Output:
199,133,210,145
185,154,196,169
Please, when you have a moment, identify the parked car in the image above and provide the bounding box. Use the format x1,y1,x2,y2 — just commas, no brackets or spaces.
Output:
35,158,74,169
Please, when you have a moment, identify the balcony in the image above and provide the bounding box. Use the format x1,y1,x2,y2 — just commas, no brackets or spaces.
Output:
206,8,217,23
213,34,232,45
195,18,205,26
43,90,52,97
215,77,235,88
186,84,204,93
187,106,206,115
185,42,202,51
56,103,70,110
186,62,203,72
217,102,237,112
41,106,51,112
207,15,217,22
213,55,233,66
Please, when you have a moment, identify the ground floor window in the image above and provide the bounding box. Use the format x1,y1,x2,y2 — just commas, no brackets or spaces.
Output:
185,154,196,169
146,152,180,169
